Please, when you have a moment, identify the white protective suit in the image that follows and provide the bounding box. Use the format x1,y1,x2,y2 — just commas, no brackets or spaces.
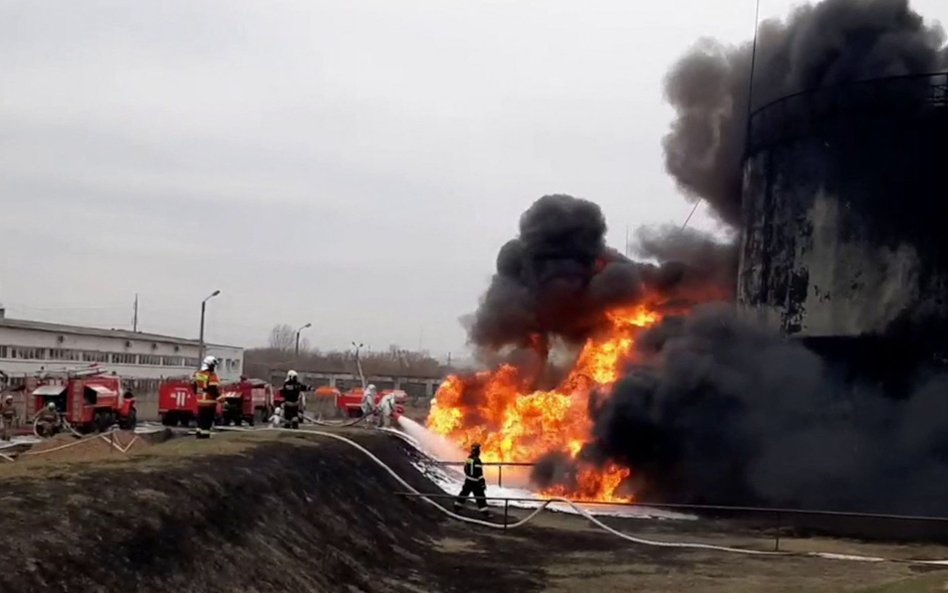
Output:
378,393,397,428
269,406,285,428
360,385,377,419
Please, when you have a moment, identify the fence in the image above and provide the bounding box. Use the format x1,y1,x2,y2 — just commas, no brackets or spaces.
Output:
419,461,948,546
429,460,535,488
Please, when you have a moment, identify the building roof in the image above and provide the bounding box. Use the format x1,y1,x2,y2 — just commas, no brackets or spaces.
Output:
0,317,241,350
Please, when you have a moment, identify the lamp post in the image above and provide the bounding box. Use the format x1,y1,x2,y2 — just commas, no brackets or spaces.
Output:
351,341,365,388
198,290,221,364
295,323,312,359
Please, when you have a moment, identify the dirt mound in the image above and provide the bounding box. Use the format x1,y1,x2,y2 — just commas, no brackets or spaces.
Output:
2,429,944,593
0,430,540,593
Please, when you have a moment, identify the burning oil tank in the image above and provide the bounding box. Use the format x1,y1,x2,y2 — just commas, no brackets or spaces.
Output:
737,73,948,381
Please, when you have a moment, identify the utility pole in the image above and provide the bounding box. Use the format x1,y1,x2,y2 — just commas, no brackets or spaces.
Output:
132,294,139,332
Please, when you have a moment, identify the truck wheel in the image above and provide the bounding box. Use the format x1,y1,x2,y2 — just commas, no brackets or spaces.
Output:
95,411,112,433
123,409,138,431
161,413,175,427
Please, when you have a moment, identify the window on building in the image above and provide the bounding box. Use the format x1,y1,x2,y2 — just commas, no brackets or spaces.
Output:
162,356,185,367
401,382,428,398
82,351,109,363
139,354,162,366
49,348,80,361
0,346,7,359
112,353,138,365
11,347,47,360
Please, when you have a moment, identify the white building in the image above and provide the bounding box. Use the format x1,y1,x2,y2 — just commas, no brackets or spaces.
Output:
0,308,243,393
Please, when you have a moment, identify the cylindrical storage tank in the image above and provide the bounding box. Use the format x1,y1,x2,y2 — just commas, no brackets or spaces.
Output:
738,73,948,343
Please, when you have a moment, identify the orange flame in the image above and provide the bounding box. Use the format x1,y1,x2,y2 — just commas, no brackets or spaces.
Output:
427,305,661,502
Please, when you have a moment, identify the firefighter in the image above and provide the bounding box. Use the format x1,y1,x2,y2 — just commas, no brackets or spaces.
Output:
0,395,17,441
280,370,308,429
268,404,285,428
377,391,398,429
193,355,221,439
453,443,490,516
360,384,377,420
34,402,60,438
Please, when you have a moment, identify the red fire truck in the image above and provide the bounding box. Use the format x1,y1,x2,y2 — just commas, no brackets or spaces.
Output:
159,377,274,426
158,378,199,427
336,388,407,418
219,378,273,426
30,366,137,434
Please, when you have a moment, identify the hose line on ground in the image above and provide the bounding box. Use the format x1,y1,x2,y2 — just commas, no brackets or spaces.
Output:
300,412,368,428
274,428,948,566
279,429,782,555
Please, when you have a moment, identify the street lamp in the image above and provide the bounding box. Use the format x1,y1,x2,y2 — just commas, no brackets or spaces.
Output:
351,341,365,388
295,323,312,358
198,290,221,363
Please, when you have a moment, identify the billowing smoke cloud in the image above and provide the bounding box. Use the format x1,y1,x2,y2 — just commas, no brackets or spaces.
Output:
590,304,948,514
462,1,948,516
664,0,948,226
468,195,734,351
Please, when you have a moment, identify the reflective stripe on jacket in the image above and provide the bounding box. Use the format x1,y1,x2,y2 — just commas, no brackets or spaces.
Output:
464,456,485,482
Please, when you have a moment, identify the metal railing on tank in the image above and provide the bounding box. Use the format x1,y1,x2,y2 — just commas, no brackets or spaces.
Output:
747,71,948,154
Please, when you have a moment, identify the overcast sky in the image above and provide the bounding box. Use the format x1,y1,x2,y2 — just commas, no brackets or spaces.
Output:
2,0,946,356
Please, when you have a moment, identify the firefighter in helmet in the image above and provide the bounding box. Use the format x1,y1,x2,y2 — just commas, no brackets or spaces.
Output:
280,370,309,429
454,443,490,516
377,391,399,429
193,355,221,439
361,384,377,420
0,394,17,441
34,402,61,438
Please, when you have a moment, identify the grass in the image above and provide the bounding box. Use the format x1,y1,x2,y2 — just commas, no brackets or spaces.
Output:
856,574,948,593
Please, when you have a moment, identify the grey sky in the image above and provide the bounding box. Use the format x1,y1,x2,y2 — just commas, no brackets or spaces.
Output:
2,0,946,356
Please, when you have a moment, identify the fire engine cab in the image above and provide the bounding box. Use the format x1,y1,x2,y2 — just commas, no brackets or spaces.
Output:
30,365,137,434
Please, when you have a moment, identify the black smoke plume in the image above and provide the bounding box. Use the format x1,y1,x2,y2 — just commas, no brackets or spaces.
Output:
664,0,948,226
468,195,734,352
590,304,948,515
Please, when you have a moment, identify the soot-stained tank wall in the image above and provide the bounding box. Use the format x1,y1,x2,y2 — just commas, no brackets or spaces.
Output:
737,75,948,339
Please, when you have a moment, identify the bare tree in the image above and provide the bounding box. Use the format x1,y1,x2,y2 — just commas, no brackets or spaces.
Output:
268,324,296,351
244,343,447,380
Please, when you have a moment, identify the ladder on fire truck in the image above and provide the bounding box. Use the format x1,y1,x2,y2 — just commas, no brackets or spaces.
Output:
42,363,109,380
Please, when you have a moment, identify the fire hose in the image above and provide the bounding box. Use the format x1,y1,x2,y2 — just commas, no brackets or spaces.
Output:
18,429,138,458
277,429,783,556
270,428,948,565
301,411,369,428
33,414,83,439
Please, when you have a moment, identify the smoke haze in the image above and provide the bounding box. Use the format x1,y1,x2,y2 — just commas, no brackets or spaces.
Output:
456,0,948,515
663,0,948,226
591,304,948,514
